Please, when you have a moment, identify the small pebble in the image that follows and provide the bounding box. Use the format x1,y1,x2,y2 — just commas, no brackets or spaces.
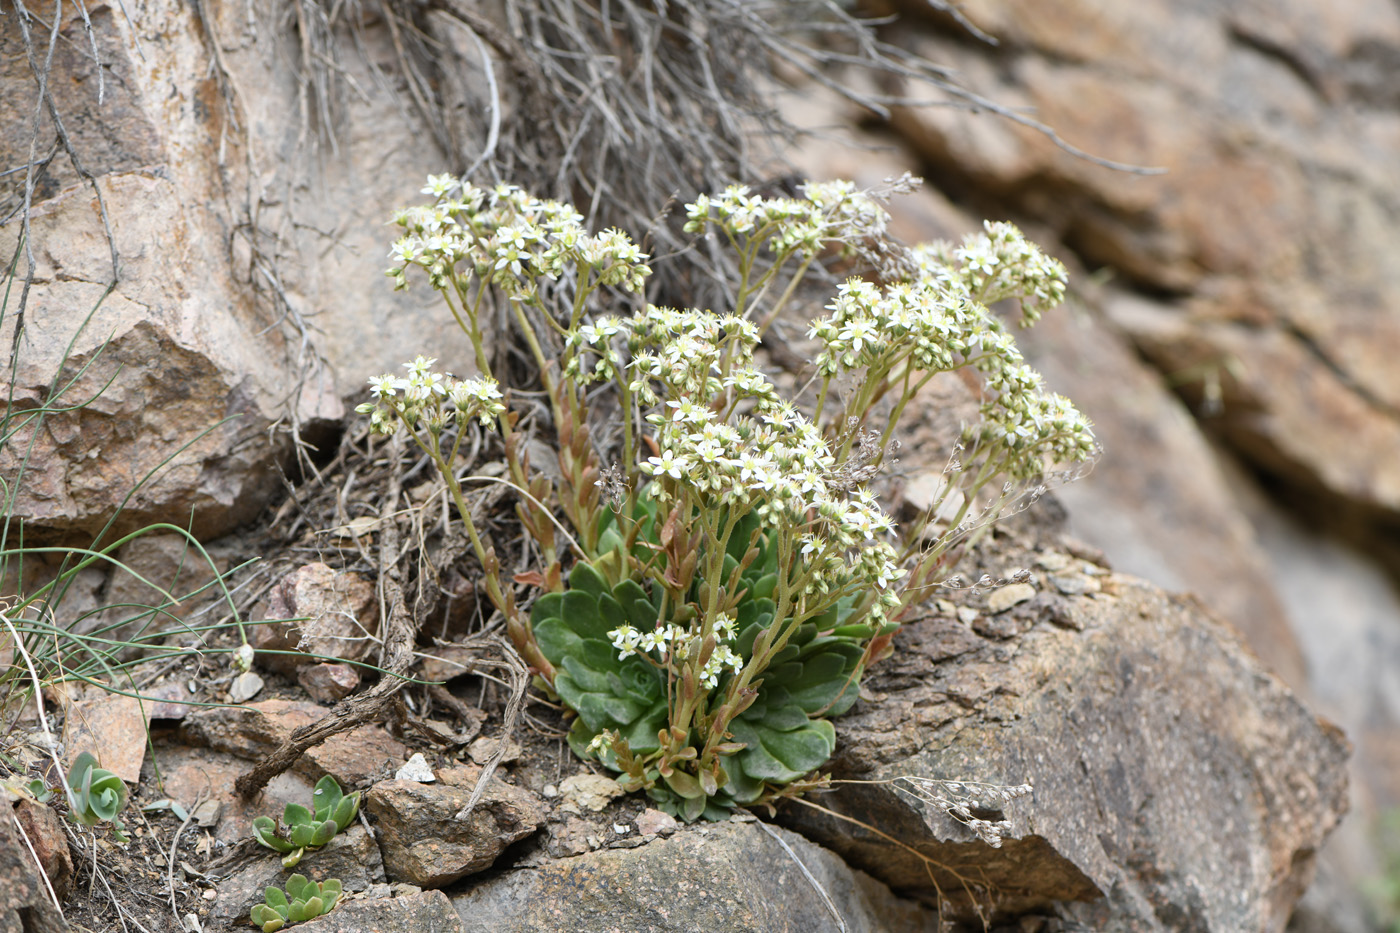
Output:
542,784,559,798
396,753,436,783
986,583,1036,614
1049,573,1099,596
635,808,680,836
191,799,222,828
560,773,624,813
228,672,264,703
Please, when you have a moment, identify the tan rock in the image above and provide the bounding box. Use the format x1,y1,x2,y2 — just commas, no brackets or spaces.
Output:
633,808,679,837
366,766,546,887
177,697,405,789
984,582,1035,614
155,745,316,845
298,663,361,703
880,0,1400,532
252,563,378,674
557,773,624,814
0,792,66,931
0,0,463,541
1018,288,1308,686
12,796,73,902
63,691,148,784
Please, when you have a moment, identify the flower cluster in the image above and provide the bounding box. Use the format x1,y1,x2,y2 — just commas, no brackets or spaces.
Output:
909,221,1068,324
976,364,1098,475
387,176,650,296
683,180,887,259
809,277,992,378
370,173,1094,823
607,616,744,689
355,356,505,436
804,219,1094,479
568,301,907,622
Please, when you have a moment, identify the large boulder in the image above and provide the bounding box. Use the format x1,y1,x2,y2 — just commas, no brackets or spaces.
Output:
452,819,941,933
781,537,1350,930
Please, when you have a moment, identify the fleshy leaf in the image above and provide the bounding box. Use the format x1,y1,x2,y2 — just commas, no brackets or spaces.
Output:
312,776,343,822
253,816,296,853
310,820,338,846
283,803,313,827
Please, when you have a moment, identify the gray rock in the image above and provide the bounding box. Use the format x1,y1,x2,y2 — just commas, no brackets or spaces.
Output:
452,820,940,933
365,767,545,887
782,570,1350,930
295,891,464,933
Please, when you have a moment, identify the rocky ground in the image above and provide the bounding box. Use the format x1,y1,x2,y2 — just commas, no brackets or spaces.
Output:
4,0,1394,930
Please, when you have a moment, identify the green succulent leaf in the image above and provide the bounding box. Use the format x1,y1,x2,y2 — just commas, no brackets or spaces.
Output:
283,803,313,827
285,875,310,900
69,752,98,789
281,848,305,870
252,816,288,850
331,794,360,831
568,561,609,599
729,717,836,784
662,768,705,800
250,904,285,932
288,823,316,848
311,776,343,822
66,753,128,830
681,794,706,823
265,887,289,910
310,820,338,846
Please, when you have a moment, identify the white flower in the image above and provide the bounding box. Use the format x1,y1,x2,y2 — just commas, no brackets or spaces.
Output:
644,450,689,479
609,625,642,660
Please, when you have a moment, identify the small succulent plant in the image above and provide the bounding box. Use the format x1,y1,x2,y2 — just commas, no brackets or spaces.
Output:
252,776,360,868
249,874,342,931
66,752,129,841
534,530,872,820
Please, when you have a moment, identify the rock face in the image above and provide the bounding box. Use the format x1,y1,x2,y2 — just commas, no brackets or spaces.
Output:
0,0,458,540
782,550,1350,930
1016,289,1309,688
452,819,941,933
881,0,1400,533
